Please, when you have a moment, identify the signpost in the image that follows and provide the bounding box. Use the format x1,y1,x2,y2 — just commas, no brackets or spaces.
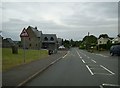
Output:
20,29,29,63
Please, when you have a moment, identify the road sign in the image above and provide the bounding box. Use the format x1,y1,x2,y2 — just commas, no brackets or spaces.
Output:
20,29,29,37
20,28,29,63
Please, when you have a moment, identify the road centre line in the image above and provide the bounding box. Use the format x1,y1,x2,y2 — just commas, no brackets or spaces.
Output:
100,65,115,75
86,65,94,75
87,56,90,58
76,50,82,59
79,51,91,59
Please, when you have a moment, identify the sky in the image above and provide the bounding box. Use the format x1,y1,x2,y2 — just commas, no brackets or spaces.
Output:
0,1,119,41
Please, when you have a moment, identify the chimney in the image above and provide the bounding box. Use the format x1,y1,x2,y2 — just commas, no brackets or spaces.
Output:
88,32,90,36
35,26,37,29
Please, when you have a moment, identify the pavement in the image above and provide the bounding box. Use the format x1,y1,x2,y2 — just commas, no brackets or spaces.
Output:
2,50,67,87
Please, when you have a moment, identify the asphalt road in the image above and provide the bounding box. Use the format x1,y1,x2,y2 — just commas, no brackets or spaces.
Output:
25,48,119,87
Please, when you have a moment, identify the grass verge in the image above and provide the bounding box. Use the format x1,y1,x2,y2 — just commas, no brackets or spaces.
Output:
2,48,48,71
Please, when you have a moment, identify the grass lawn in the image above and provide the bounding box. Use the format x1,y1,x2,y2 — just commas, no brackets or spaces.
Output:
2,48,48,71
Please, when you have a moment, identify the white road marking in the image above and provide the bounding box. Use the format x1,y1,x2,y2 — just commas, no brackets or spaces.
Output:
81,59,85,63
96,54,108,57
62,51,70,58
94,73,113,76
99,85,104,88
102,83,120,86
86,65,94,75
76,50,82,59
87,56,90,58
100,65,115,75
91,59,96,63
79,51,91,59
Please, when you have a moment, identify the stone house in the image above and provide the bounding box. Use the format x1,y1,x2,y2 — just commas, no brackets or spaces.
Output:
20,26,42,49
42,34,57,53
20,26,58,53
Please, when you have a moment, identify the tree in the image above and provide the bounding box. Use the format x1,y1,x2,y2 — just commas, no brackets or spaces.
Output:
82,35,97,49
106,40,112,50
63,39,70,48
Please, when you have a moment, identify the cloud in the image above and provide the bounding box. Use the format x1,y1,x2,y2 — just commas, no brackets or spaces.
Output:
2,2,118,41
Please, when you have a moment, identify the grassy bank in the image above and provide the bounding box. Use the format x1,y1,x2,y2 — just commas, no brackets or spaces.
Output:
2,48,48,71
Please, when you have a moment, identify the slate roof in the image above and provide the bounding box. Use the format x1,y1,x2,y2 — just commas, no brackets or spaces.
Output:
6,38,15,44
28,26,42,37
42,34,57,42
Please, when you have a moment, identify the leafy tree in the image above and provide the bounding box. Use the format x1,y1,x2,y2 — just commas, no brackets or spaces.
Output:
63,39,70,48
82,35,97,49
106,40,112,50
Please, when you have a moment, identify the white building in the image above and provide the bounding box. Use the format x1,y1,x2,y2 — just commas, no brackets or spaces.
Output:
112,35,120,44
97,37,110,45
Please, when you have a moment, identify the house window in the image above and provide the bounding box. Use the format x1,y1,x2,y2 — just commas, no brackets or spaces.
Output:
29,44,31,47
50,37,54,41
44,37,48,41
29,38,31,41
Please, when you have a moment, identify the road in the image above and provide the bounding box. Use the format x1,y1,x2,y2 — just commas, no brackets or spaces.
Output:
25,48,119,87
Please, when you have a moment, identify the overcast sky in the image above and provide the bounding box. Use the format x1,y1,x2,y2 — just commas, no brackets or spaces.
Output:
1,2,118,41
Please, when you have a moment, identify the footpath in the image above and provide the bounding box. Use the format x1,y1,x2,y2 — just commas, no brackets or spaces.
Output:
2,50,67,87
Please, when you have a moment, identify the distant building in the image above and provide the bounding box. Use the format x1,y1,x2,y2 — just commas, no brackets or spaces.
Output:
97,37,110,45
20,26,58,53
57,38,63,47
42,34,57,53
112,34,120,44
2,38,15,48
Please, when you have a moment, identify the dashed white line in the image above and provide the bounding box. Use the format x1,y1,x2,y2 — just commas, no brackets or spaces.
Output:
91,59,96,63
100,65,115,75
81,59,85,63
76,50,82,59
87,56,90,58
86,65,94,75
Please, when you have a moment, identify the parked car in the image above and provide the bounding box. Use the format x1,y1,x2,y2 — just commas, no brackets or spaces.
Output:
48,50,53,55
110,45,120,56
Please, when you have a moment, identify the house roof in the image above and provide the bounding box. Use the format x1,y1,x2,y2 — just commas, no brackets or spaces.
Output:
0,35,2,39
5,38,15,44
28,26,42,37
42,34,57,42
